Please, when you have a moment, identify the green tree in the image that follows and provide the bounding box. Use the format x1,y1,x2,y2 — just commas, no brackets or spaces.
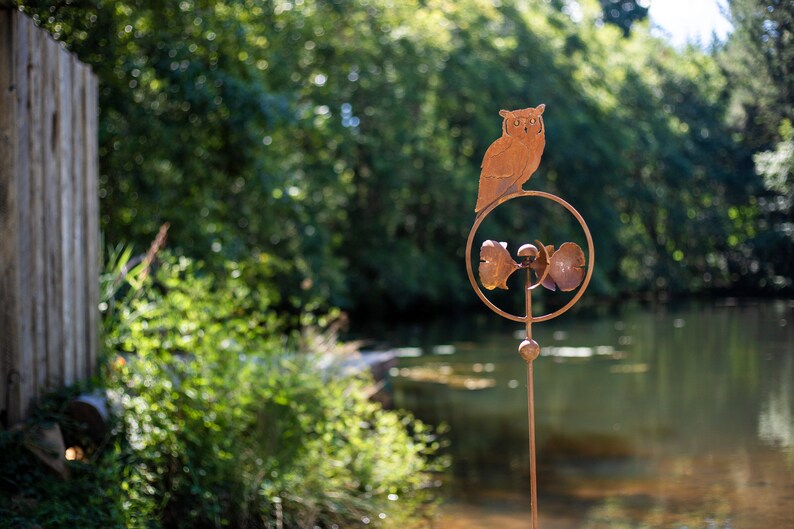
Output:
19,0,776,313
721,0,794,290
599,0,649,36
20,0,351,309
724,0,793,147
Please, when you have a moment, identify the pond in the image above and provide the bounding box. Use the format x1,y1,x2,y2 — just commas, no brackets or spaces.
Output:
376,299,794,528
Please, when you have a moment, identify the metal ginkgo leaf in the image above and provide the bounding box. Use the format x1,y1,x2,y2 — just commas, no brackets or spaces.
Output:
479,240,519,290
548,242,586,291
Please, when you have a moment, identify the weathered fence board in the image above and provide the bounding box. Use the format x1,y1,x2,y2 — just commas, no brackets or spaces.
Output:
42,34,62,391
0,10,22,427
0,9,99,426
84,70,100,376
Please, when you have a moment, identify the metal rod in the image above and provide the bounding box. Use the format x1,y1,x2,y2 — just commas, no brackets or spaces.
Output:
525,268,533,341
525,269,539,529
527,360,538,529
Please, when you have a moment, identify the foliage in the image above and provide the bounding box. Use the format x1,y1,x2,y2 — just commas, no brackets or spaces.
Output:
0,387,127,529
18,0,789,317
720,0,794,291
1,254,445,528
754,119,794,202
723,0,794,149
598,0,649,37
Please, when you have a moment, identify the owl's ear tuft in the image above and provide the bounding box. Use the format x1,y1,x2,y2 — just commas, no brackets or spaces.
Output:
499,109,510,118
536,104,545,115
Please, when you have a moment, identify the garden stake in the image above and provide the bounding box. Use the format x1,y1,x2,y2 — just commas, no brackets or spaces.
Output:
465,104,594,528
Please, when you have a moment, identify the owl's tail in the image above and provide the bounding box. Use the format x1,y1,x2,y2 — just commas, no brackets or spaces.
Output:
474,192,488,213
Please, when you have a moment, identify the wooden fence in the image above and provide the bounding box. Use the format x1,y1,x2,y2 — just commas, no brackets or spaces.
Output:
0,8,99,426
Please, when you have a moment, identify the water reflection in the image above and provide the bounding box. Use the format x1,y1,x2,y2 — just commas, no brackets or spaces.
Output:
386,300,794,528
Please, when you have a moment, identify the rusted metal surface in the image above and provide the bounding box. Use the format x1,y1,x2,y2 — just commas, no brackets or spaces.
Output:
465,104,594,529
465,190,594,323
478,240,519,290
475,105,546,213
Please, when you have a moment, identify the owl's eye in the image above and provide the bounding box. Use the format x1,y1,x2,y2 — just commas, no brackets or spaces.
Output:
513,120,520,126
529,118,537,125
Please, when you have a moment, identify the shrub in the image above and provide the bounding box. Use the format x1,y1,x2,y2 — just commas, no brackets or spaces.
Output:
1,254,445,528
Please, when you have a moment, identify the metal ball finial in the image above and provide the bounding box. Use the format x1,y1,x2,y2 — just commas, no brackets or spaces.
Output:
519,339,541,362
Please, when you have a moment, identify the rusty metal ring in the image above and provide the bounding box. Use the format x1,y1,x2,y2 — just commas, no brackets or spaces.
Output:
465,190,595,323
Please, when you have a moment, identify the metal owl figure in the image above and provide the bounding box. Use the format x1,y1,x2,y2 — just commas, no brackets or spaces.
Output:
474,104,546,213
